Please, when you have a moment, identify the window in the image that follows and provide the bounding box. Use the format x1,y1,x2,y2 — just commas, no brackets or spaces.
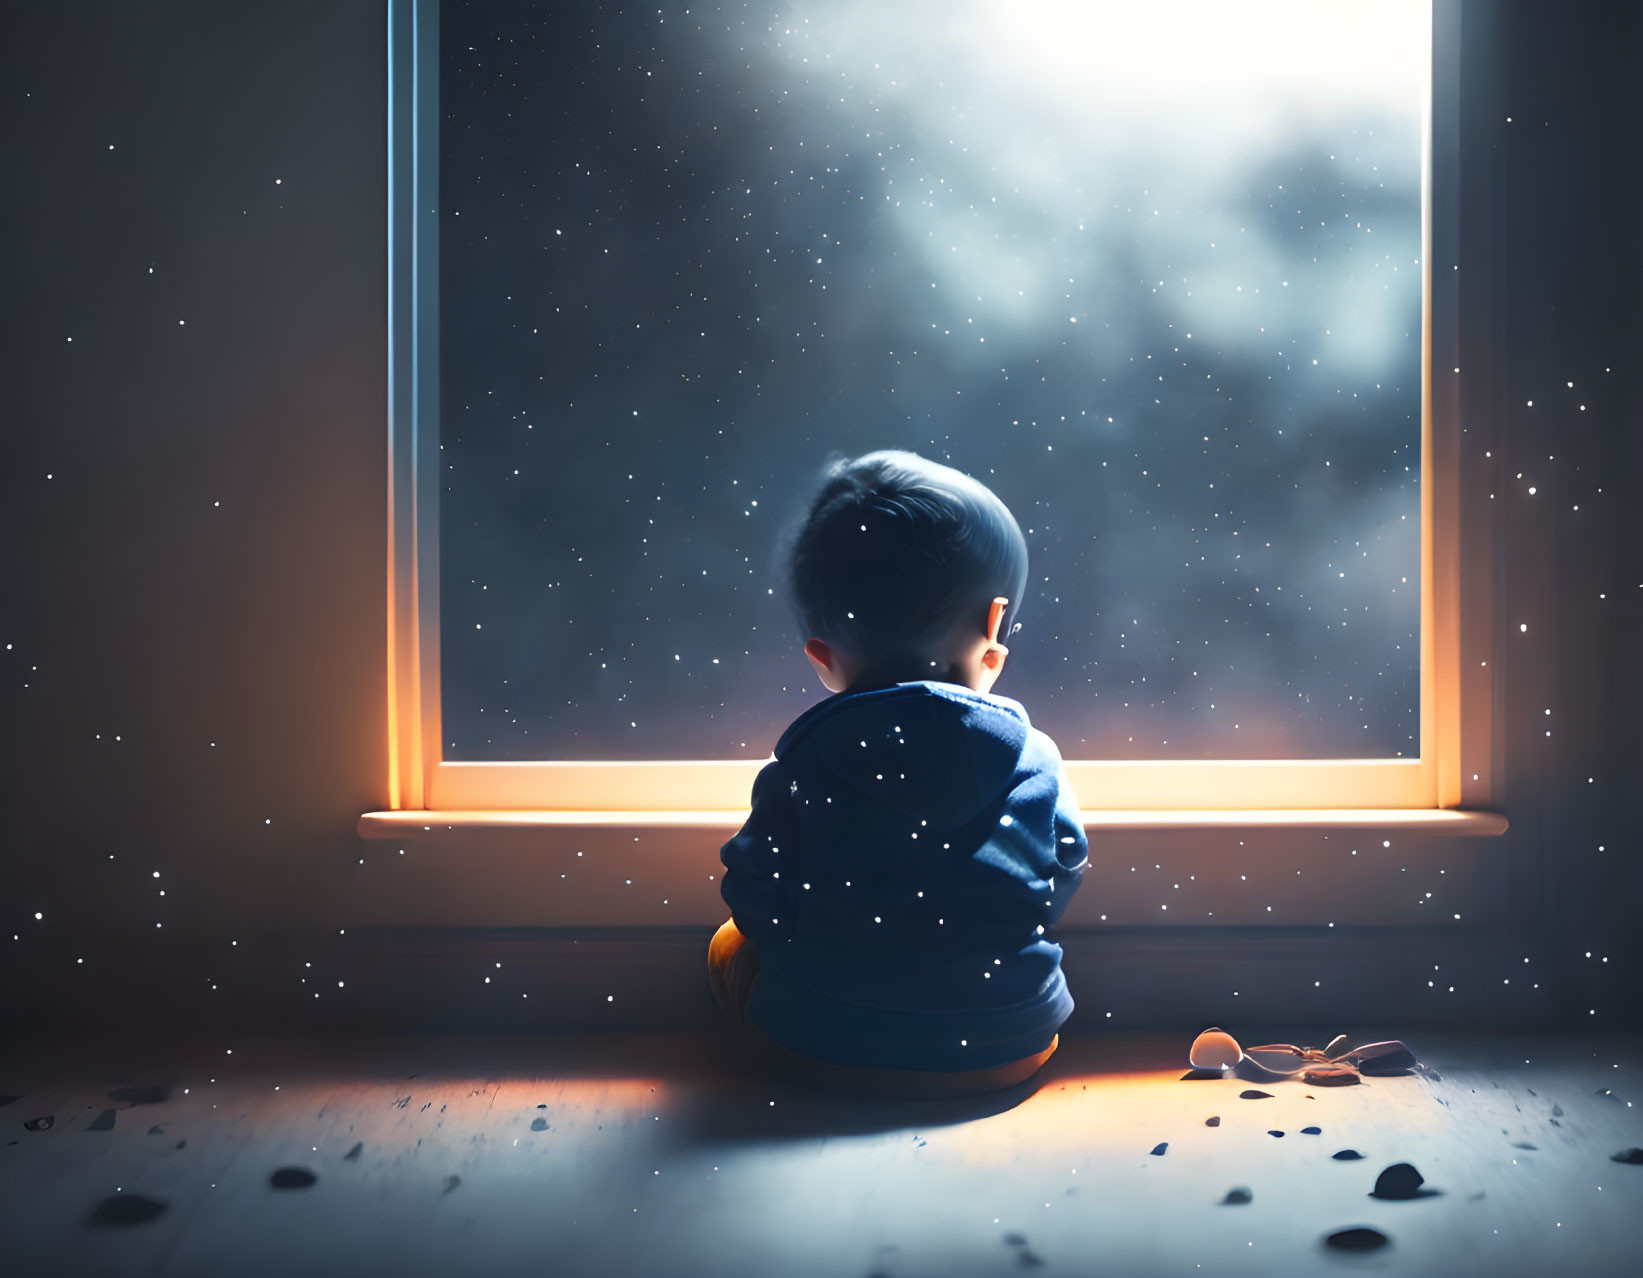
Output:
380,0,1498,821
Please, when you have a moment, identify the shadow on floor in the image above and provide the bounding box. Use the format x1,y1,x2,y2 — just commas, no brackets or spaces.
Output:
662,1031,1181,1143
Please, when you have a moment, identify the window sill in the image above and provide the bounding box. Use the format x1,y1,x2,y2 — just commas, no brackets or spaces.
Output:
357,808,1508,838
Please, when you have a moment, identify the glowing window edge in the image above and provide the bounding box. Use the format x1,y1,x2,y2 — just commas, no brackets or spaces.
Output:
382,0,1499,817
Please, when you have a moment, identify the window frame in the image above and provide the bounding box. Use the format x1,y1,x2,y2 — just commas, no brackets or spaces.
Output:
379,0,1498,823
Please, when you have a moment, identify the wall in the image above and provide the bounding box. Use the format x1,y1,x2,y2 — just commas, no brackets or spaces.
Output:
2,0,1637,1036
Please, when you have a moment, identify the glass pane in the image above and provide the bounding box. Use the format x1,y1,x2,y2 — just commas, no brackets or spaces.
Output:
438,0,1427,760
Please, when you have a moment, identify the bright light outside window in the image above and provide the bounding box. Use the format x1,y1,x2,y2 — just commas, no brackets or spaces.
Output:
435,0,1430,765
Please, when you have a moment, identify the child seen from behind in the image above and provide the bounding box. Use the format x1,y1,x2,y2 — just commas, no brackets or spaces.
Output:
708,449,1089,1097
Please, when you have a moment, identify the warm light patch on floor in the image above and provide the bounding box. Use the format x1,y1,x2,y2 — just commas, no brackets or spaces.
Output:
1,1032,1638,1277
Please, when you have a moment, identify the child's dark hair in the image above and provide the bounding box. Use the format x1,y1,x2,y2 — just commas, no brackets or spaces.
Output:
775,449,1029,668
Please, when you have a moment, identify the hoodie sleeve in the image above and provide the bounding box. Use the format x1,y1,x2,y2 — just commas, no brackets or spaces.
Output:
718,758,803,947
956,730,1088,945
1045,747,1090,923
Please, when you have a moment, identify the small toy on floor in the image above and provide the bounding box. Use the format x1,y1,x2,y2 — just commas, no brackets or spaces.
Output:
1187,1027,1420,1085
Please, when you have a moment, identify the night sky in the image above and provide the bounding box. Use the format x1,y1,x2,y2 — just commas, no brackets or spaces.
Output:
438,0,1426,761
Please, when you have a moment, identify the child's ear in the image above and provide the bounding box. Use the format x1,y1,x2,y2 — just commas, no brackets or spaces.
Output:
804,638,846,691
982,643,1008,672
804,637,834,672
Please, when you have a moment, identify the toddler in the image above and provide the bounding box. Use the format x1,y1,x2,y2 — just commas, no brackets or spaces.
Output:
708,449,1089,1097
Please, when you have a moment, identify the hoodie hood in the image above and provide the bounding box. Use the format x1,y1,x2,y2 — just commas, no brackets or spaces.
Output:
773,681,1031,834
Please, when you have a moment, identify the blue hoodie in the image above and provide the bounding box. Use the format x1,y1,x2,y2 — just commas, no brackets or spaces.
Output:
719,680,1089,1071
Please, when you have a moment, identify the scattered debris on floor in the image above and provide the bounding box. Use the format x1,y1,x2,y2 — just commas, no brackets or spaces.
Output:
89,1193,168,1226
1324,1226,1390,1252
5,1032,1640,1274
1370,1163,1435,1200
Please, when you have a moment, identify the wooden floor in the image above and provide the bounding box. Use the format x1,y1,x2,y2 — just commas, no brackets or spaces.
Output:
2,1030,1641,1277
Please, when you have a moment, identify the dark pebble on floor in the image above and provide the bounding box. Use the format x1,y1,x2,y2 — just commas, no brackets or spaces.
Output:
1370,1163,1426,1199
1221,1187,1253,1205
1301,1126,1322,1135
442,1175,461,1194
85,1109,117,1132
1510,1141,1537,1150
1018,1249,1046,1267
344,1142,363,1161
269,1167,318,1189
1239,1090,1273,1100
1149,1142,1168,1156
531,1117,549,1131
1003,1233,1027,1246
1611,1148,1643,1164
1205,1116,1220,1127
89,1194,168,1226
1268,1130,1285,1138
1332,1149,1364,1160
1325,1226,1390,1252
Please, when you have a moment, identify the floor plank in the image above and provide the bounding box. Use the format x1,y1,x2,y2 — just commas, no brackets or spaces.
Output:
2,1031,1640,1277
